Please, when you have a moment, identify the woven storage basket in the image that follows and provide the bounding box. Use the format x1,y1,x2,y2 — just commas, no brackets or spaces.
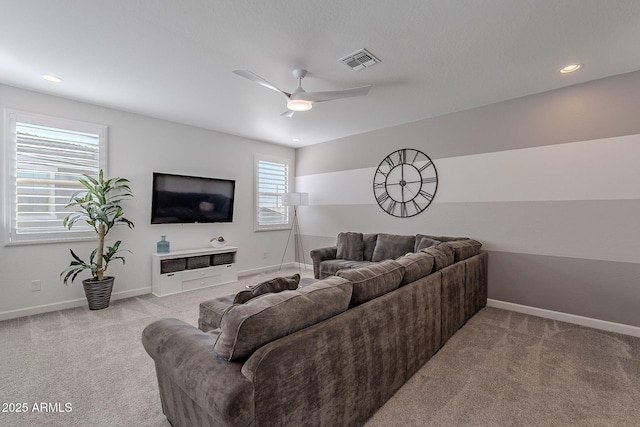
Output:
82,277,115,310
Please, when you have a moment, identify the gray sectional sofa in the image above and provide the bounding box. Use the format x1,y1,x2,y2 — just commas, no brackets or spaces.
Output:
142,232,487,427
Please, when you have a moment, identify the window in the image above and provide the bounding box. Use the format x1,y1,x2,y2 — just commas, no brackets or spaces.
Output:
254,154,292,231
4,110,107,245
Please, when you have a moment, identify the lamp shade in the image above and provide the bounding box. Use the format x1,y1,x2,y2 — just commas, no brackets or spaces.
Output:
281,192,309,206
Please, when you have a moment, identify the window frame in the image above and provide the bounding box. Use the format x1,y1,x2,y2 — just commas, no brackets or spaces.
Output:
254,153,293,232
3,109,108,246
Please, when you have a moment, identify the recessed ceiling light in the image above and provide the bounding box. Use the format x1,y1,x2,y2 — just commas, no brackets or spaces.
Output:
560,64,582,74
42,74,63,83
292,138,301,142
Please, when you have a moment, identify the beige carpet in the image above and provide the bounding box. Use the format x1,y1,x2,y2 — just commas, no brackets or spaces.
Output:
1,268,638,427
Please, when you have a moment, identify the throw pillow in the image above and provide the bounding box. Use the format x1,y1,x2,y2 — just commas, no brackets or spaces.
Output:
414,236,441,252
233,274,300,304
416,233,470,243
336,232,364,261
214,276,353,360
371,233,415,262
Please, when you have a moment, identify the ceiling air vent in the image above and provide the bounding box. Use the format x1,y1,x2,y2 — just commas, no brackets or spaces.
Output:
338,49,380,71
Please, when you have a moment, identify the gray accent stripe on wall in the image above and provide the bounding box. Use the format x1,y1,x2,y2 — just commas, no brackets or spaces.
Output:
296,70,640,177
487,250,640,327
299,200,640,264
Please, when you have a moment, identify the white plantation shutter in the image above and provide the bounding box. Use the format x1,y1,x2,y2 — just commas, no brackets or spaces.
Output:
5,110,107,244
255,156,291,230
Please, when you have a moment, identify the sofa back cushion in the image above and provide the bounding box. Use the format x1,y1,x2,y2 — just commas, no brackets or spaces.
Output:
396,252,435,285
363,233,378,261
233,274,300,304
337,259,405,307
371,233,415,262
420,245,454,271
441,239,483,262
214,277,352,361
336,232,364,261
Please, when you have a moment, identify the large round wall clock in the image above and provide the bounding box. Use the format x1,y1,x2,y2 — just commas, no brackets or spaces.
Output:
373,148,438,217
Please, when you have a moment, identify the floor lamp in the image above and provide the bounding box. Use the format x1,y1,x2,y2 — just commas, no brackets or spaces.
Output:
279,192,309,273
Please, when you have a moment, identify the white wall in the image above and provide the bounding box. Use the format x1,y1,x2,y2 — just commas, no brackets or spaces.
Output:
0,84,295,319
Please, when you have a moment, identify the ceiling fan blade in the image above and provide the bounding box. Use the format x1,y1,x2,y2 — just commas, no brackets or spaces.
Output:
233,70,291,98
295,85,371,103
280,110,295,118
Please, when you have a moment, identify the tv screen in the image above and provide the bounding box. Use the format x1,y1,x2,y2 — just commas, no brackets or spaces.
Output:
151,173,235,224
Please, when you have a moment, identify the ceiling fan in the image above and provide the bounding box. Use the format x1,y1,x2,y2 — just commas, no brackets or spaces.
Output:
233,68,371,117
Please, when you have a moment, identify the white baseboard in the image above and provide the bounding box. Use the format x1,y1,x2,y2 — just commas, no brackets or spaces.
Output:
487,299,640,338
0,286,151,322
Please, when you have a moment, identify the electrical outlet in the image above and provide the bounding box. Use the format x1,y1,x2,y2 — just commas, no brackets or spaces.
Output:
31,280,41,292
263,252,268,259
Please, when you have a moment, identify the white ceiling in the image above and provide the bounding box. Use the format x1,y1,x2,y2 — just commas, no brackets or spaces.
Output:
2,1,640,148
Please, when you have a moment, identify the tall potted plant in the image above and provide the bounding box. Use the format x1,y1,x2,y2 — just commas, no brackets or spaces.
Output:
60,170,135,310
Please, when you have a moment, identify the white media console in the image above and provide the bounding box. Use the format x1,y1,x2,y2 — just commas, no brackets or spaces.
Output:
151,246,238,296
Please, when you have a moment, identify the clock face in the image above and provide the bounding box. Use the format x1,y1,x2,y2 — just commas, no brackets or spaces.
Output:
373,148,438,217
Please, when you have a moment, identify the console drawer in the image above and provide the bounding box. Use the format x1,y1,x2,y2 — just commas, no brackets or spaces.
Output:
182,267,219,282
183,272,222,291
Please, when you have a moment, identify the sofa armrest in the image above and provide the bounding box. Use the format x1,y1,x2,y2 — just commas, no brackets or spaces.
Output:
310,246,338,279
142,318,254,427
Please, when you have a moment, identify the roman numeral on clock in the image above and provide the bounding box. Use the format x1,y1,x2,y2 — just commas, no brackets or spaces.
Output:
377,191,390,204
419,161,432,172
385,200,397,215
418,190,433,201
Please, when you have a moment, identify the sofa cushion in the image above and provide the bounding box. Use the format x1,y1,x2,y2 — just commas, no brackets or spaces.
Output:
414,235,441,252
233,274,300,304
371,233,415,262
319,259,376,279
214,277,353,360
337,259,405,307
396,252,435,285
363,233,378,261
436,242,455,265
420,246,454,271
336,232,364,261
442,239,483,262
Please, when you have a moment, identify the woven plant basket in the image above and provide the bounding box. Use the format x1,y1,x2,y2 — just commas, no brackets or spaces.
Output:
82,276,115,310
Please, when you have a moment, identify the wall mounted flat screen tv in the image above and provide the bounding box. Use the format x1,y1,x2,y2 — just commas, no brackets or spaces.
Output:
151,173,235,224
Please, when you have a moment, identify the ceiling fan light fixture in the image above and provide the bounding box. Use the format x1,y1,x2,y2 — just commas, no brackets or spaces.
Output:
287,99,313,112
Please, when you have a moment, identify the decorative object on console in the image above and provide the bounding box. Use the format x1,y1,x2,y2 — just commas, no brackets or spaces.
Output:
279,192,309,273
210,236,227,248
373,148,438,217
60,170,135,310
157,235,170,253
